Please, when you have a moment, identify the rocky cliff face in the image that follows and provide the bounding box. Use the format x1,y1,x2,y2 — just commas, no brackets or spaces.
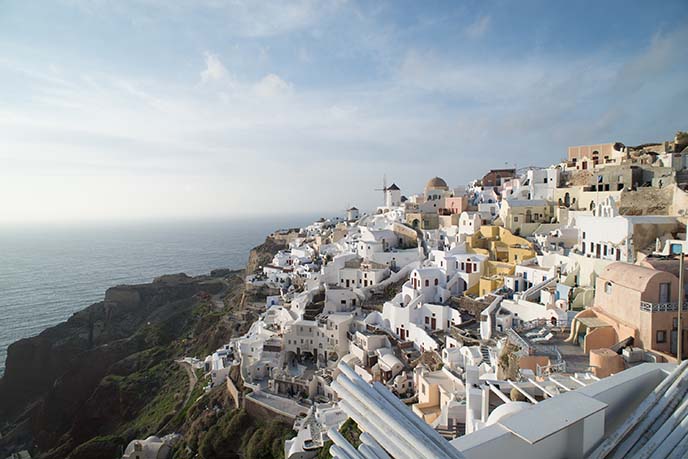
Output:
245,235,288,275
0,234,290,459
0,272,233,458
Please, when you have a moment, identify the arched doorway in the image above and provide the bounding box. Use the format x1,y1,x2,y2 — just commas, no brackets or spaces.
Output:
458,278,467,294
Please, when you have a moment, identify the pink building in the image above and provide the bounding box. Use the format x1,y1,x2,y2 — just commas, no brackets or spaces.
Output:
443,196,468,215
566,142,627,169
571,260,688,362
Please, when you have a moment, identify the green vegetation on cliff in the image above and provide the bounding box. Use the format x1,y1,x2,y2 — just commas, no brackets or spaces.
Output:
173,408,292,459
0,234,293,459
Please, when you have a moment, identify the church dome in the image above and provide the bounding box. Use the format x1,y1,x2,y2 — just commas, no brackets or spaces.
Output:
425,176,449,192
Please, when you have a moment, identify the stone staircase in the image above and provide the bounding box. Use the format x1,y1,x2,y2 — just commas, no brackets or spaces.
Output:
436,423,465,440
479,345,492,366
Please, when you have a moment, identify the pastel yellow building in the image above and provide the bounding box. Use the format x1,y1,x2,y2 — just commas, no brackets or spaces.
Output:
464,226,536,296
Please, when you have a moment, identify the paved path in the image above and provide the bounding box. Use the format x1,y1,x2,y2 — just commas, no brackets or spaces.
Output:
156,360,199,435
211,281,228,309
177,360,198,407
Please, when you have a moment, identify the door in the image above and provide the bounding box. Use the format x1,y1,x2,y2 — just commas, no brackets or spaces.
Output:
659,283,671,303
431,318,436,330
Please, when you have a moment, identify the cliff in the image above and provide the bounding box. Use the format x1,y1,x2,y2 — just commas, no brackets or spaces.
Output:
0,234,290,459
245,234,289,274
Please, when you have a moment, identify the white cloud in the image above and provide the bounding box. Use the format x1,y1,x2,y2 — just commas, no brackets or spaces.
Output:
465,15,491,39
63,0,343,38
253,73,293,97
1,16,687,222
328,104,358,120
200,51,229,83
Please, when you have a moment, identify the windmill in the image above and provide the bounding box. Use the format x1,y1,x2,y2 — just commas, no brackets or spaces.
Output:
374,174,388,204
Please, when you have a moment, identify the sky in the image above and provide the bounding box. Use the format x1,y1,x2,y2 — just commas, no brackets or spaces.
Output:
1,0,687,223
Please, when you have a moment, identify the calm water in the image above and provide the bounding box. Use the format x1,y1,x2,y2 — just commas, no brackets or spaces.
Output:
0,216,313,375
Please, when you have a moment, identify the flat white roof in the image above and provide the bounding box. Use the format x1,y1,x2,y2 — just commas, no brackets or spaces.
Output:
499,391,607,444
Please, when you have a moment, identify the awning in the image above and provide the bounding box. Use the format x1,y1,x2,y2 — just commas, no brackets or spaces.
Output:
577,317,612,329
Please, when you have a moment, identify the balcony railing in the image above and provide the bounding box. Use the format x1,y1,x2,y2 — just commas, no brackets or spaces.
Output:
640,301,688,312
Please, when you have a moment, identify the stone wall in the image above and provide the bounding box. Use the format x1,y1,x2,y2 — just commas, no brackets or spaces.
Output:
243,395,296,425
226,377,241,408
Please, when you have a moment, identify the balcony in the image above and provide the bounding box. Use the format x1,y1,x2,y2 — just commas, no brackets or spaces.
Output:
639,301,688,312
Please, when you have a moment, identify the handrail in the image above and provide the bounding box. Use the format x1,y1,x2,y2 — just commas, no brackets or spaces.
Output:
640,301,686,313
506,328,531,356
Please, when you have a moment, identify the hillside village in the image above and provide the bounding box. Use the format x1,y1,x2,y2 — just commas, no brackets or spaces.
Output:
125,131,688,459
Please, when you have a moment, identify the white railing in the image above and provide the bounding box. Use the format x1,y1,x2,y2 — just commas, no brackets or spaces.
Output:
506,328,531,356
515,318,547,332
639,301,685,312
536,361,566,378
520,276,557,302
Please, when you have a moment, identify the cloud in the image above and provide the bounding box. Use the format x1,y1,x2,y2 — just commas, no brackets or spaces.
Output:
62,0,344,38
200,51,229,83
465,15,491,39
253,73,293,97
2,3,687,221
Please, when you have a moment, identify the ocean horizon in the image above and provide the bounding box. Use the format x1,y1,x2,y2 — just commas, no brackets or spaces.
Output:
0,215,318,375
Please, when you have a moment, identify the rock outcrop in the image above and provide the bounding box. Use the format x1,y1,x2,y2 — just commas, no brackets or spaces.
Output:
245,235,289,275
0,272,231,458
0,234,292,459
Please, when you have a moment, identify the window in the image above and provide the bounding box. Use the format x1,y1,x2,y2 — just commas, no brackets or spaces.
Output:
434,278,439,286
341,300,346,305
425,279,429,287
582,232,586,239
514,216,519,222
425,317,429,324
605,282,612,295
657,330,667,343
659,283,671,303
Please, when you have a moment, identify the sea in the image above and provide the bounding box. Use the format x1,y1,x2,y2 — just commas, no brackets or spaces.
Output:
0,215,316,375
